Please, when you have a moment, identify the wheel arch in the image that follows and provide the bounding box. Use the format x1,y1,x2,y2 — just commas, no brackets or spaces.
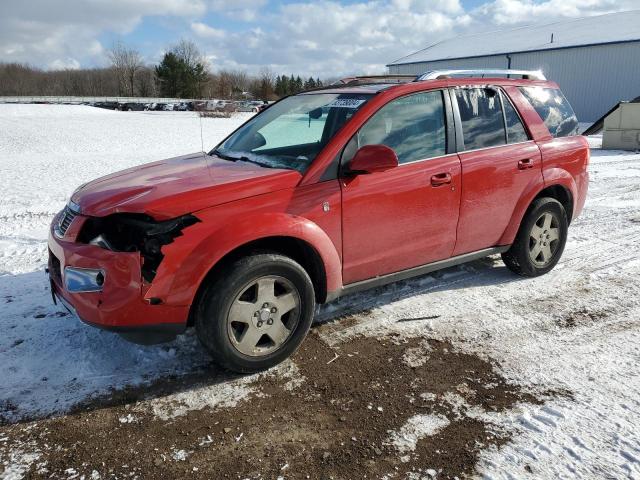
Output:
499,181,574,245
187,235,332,326
534,184,574,224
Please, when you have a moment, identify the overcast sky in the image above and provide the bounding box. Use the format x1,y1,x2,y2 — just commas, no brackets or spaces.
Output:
1,0,638,76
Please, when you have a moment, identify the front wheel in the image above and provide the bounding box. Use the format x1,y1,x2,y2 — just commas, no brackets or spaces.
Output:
195,253,315,373
502,197,568,277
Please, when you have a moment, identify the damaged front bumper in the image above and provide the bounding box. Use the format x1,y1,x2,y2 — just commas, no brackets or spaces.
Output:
47,211,189,344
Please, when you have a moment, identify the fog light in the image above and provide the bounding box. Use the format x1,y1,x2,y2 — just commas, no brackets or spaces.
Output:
64,267,106,293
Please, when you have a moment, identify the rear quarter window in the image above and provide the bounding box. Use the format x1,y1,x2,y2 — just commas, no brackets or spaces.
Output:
519,87,579,138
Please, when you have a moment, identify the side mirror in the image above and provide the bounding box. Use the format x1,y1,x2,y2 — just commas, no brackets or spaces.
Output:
347,144,398,175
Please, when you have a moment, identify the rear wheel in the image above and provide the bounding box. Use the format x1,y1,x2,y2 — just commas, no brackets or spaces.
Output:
195,253,315,373
502,197,568,277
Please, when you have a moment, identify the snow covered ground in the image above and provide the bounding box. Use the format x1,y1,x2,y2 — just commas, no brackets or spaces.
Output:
1,104,640,479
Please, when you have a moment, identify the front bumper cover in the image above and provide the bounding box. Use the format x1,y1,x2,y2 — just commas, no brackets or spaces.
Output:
48,214,188,343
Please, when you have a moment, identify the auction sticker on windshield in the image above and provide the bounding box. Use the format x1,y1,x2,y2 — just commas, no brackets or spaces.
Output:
327,98,366,108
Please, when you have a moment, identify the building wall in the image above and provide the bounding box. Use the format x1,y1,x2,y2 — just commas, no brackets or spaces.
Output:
388,41,640,122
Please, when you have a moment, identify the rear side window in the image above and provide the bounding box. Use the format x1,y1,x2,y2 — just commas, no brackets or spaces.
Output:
519,87,579,138
455,88,505,150
351,90,447,164
501,92,529,143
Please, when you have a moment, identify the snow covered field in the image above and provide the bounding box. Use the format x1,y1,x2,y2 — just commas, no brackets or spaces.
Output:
1,104,640,479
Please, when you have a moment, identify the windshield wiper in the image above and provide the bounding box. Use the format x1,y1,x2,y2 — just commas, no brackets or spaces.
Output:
212,149,273,168
211,149,238,161
236,156,273,168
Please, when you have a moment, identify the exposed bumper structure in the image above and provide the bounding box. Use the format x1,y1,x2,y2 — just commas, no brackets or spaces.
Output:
48,214,188,344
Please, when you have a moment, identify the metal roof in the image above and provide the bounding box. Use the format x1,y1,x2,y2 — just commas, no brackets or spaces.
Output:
388,10,640,66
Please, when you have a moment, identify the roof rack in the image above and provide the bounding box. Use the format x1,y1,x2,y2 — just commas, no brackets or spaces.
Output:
415,69,546,81
332,75,416,86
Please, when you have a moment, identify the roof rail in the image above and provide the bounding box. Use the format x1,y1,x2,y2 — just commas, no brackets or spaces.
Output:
415,69,546,81
332,75,416,86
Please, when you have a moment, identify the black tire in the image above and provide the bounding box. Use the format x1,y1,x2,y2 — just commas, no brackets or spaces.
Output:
502,197,568,277
195,253,315,373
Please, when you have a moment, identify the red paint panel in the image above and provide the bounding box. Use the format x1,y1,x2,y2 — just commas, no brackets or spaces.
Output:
341,155,461,284
454,142,542,255
72,153,302,220
146,181,344,306
538,135,590,218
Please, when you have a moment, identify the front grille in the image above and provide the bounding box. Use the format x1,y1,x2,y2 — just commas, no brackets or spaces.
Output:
57,206,78,236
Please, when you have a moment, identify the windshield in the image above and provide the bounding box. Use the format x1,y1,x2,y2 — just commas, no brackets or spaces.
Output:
213,92,373,172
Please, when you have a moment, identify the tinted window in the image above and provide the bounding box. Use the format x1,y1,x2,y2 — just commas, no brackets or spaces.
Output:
350,91,447,164
456,88,506,150
519,87,579,138
501,93,529,143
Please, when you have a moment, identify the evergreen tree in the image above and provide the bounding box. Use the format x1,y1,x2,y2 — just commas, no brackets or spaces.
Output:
155,41,208,98
288,75,296,94
275,75,286,97
304,77,316,90
155,52,185,97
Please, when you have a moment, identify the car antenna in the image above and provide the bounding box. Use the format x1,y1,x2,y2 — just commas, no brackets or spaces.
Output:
198,102,205,153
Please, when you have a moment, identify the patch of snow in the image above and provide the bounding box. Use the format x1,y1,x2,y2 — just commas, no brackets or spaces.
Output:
0,445,41,480
118,413,136,424
386,414,450,454
171,449,189,461
143,380,256,421
402,341,431,368
137,359,302,420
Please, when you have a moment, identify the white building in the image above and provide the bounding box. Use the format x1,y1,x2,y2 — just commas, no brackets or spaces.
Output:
387,10,640,122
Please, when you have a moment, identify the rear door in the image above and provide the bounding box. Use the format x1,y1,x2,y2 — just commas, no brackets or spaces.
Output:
340,90,461,284
452,86,543,256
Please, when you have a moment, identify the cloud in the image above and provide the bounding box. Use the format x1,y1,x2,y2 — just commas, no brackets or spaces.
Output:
0,0,637,76
0,0,207,68
48,58,81,70
191,0,483,76
207,0,268,21
476,0,640,24
191,22,226,39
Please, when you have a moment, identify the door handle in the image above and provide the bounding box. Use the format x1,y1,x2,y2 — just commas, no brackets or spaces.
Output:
518,158,535,170
431,172,452,187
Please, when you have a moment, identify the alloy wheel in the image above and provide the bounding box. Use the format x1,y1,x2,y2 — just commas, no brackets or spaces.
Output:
528,212,561,267
226,275,301,357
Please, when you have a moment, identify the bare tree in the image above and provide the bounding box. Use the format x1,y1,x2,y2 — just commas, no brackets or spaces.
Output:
136,67,157,97
108,42,143,96
173,39,205,69
257,66,276,100
229,70,248,99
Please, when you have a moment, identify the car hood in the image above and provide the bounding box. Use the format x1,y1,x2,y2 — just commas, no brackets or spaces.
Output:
71,152,302,220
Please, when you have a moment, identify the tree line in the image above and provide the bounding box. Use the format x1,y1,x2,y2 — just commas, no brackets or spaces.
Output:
0,40,328,100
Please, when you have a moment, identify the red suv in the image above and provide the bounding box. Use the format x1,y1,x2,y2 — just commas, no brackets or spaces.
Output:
48,70,589,372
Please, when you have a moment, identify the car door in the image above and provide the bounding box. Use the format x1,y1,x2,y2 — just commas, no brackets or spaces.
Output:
451,86,543,256
340,90,462,285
